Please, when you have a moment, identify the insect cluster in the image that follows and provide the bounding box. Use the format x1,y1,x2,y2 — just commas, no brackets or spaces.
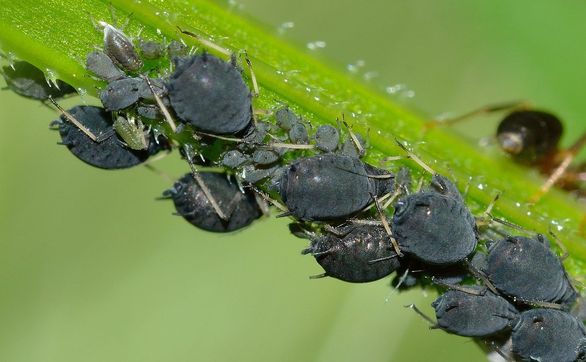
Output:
2,15,586,362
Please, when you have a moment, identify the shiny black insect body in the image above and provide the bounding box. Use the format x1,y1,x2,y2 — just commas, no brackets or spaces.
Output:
299,224,401,283
485,235,577,306
163,172,262,232
432,288,519,337
2,61,75,100
511,308,586,362
53,105,164,169
392,174,477,265
278,154,393,221
168,53,252,134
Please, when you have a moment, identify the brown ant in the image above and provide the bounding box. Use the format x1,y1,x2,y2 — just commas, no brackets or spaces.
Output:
428,101,586,201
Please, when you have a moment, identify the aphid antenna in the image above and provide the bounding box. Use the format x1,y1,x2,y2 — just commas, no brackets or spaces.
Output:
429,100,531,127
341,115,365,156
367,254,398,265
530,130,586,202
414,176,425,193
404,304,437,327
372,193,403,256
239,50,260,97
348,218,383,226
392,268,411,291
483,339,512,362
430,276,485,296
382,188,403,209
141,75,177,132
177,26,231,58
143,163,174,184
547,228,569,261
251,191,271,217
464,259,499,295
48,96,106,142
476,192,501,228
183,144,229,221
246,183,289,213
196,131,242,142
395,138,436,176
521,299,564,310
268,142,315,150
323,224,347,237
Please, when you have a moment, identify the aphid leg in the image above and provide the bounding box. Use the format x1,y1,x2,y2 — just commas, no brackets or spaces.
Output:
341,115,365,156
430,276,485,295
476,192,501,229
372,193,403,256
530,130,586,202
183,145,229,221
246,184,289,213
395,138,436,176
464,259,499,295
382,188,402,209
177,26,231,57
234,177,270,216
426,100,530,129
404,304,437,327
368,254,398,265
141,76,177,132
48,96,109,142
308,273,328,280
393,269,411,290
547,229,569,260
143,163,174,184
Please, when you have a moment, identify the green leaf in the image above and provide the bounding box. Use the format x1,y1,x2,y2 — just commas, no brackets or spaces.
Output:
0,1,585,360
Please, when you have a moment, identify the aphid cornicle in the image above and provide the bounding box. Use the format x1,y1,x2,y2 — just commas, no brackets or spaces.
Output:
277,154,394,221
167,53,252,135
299,224,401,283
99,21,143,72
2,61,76,100
391,174,477,265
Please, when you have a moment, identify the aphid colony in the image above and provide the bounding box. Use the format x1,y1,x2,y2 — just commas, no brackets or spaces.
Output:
2,18,586,362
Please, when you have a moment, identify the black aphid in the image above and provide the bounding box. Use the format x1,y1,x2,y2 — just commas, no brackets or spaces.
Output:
392,174,477,265
138,39,165,60
2,61,75,100
168,53,252,134
299,224,401,283
315,125,340,153
163,172,262,232
99,21,143,72
288,122,309,144
485,234,577,306
275,107,300,131
278,154,393,221
100,77,167,111
511,308,586,362
432,287,519,337
86,50,125,82
53,105,163,169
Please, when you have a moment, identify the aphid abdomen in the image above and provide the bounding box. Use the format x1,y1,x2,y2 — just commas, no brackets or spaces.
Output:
102,23,143,72
168,54,252,134
433,289,519,337
393,194,477,265
280,154,374,220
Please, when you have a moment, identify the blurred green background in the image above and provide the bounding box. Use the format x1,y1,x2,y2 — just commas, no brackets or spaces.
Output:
1,1,586,361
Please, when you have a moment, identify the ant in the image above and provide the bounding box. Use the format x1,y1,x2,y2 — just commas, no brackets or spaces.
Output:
428,101,586,201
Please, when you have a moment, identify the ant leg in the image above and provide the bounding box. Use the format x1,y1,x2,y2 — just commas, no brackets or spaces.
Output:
427,100,530,129
530,130,586,202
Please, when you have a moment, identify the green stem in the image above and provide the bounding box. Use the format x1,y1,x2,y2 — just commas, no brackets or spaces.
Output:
1,0,585,279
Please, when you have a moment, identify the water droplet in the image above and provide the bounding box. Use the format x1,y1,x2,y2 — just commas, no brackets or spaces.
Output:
277,21,295,34
307,41,326,50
